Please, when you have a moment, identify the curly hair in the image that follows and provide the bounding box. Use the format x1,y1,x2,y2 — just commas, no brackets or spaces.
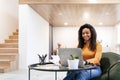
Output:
78,24,97,51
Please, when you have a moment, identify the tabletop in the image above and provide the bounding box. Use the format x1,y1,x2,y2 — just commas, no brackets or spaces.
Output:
28,62,96,72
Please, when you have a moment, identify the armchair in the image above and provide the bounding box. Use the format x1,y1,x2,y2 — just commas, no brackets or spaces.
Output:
92,52,120,80
67,52,120,80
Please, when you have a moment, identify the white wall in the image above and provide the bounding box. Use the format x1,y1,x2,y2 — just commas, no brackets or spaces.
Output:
53,26,116,52
19,5,49,69
115,22,120,54
115,23,120,44
95,26,116,52
0,0,18,43
53,27,79,49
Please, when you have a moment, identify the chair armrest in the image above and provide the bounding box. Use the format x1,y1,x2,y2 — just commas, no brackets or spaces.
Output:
107,60,120,80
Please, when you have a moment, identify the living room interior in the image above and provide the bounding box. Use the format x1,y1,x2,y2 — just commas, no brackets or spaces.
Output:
0,0,120,80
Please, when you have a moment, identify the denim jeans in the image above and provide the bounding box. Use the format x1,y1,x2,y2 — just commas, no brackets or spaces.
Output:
63,66,102,80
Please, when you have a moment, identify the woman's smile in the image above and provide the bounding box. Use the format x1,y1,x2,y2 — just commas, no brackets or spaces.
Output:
82,28,91,42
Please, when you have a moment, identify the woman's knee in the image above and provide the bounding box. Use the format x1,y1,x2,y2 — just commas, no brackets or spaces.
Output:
91,66,102,78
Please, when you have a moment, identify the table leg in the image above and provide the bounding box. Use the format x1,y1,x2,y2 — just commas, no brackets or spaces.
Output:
28,68,30,80
90,69,92,78
55,71,57,80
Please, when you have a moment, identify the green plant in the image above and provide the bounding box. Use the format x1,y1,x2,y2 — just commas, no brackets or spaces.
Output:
70,54,79,60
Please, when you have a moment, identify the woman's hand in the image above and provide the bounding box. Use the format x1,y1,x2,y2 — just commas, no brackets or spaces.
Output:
83,60,90,65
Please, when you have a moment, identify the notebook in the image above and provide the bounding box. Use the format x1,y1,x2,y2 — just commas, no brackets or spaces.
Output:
58,48,84,68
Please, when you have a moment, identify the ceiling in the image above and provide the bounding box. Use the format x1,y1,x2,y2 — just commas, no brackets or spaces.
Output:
20,0,120,27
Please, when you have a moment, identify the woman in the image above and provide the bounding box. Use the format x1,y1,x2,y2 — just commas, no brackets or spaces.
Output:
63,24,102,80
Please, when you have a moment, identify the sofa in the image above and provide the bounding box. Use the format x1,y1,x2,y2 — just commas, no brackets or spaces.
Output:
92,52,120,80
67,52,120,80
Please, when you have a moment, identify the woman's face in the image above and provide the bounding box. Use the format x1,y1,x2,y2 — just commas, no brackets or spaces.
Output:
82,28,91,42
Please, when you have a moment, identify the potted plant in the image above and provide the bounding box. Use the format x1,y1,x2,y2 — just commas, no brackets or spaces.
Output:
67,54,79,69
70,54,79,60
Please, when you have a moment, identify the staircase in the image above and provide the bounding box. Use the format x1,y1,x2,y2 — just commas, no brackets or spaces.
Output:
0,29,18,73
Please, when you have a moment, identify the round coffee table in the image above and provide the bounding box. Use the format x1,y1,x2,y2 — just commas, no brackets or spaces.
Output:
28,62,96,80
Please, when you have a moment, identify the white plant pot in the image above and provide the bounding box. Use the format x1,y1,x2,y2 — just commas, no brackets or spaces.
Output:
67,59,79,69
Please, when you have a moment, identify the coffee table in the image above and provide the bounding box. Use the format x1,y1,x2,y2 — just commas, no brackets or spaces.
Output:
28,62,96,80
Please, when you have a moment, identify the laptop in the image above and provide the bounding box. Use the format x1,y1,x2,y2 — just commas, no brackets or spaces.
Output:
58,48,84,68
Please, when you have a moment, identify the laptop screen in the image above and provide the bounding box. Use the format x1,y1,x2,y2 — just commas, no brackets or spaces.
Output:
58,48,84,67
